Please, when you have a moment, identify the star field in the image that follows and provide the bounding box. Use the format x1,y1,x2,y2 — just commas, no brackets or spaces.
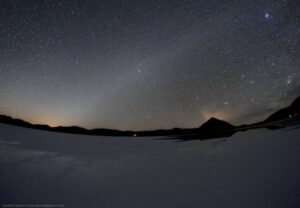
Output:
0,0,299,130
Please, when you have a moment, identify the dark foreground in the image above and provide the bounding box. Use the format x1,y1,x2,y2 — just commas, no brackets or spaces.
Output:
1,123,300,208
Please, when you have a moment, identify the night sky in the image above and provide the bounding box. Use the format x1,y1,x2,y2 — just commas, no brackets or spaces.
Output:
0,0,299,131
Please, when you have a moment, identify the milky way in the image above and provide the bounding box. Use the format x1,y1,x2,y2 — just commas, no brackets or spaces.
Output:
0,0,299,130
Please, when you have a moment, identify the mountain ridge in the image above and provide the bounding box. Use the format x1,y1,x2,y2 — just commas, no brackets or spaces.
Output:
265,96,300,122
0,96,299,138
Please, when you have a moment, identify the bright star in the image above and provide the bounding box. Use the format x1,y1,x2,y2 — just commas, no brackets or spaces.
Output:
264,12,270,19
287,75,293,85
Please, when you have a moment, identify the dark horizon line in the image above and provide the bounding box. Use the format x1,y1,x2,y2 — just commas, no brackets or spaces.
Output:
0,95,299,137
0,105,274,132
0,114,232,134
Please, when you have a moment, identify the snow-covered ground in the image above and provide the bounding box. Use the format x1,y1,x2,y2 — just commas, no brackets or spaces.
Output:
0,123,300,208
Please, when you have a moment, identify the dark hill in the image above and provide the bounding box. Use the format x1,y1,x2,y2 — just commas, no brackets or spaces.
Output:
198,117,235,132
0,115,132,136
0,115,236,137
0,115,33,128
265,96,300,123
1,96,300,139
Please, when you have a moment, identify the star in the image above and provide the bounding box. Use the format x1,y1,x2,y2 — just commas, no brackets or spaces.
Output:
264,12,270,19
287,75,293,85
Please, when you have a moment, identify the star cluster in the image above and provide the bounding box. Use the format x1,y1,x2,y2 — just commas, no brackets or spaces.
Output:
0,0,299,130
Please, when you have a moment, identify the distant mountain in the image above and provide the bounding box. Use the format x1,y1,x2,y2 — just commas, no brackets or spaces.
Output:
0,96,300,139
0,115,132,136
198,117,235,132
0,115,34,128
265,96,300,123
0,114,236,137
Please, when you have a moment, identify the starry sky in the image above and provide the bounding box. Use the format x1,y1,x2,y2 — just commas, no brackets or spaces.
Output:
0,0,299,131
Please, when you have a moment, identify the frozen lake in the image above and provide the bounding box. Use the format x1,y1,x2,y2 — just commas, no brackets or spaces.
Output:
1,123,300,208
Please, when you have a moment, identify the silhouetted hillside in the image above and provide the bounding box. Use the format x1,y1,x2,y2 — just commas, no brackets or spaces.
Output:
1,96,300,139
0,115,33,128
198,117,235,132
0,115,133,136
265,96,300,123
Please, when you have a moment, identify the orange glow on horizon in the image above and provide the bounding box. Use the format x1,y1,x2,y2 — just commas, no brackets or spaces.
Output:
201,109,236,123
